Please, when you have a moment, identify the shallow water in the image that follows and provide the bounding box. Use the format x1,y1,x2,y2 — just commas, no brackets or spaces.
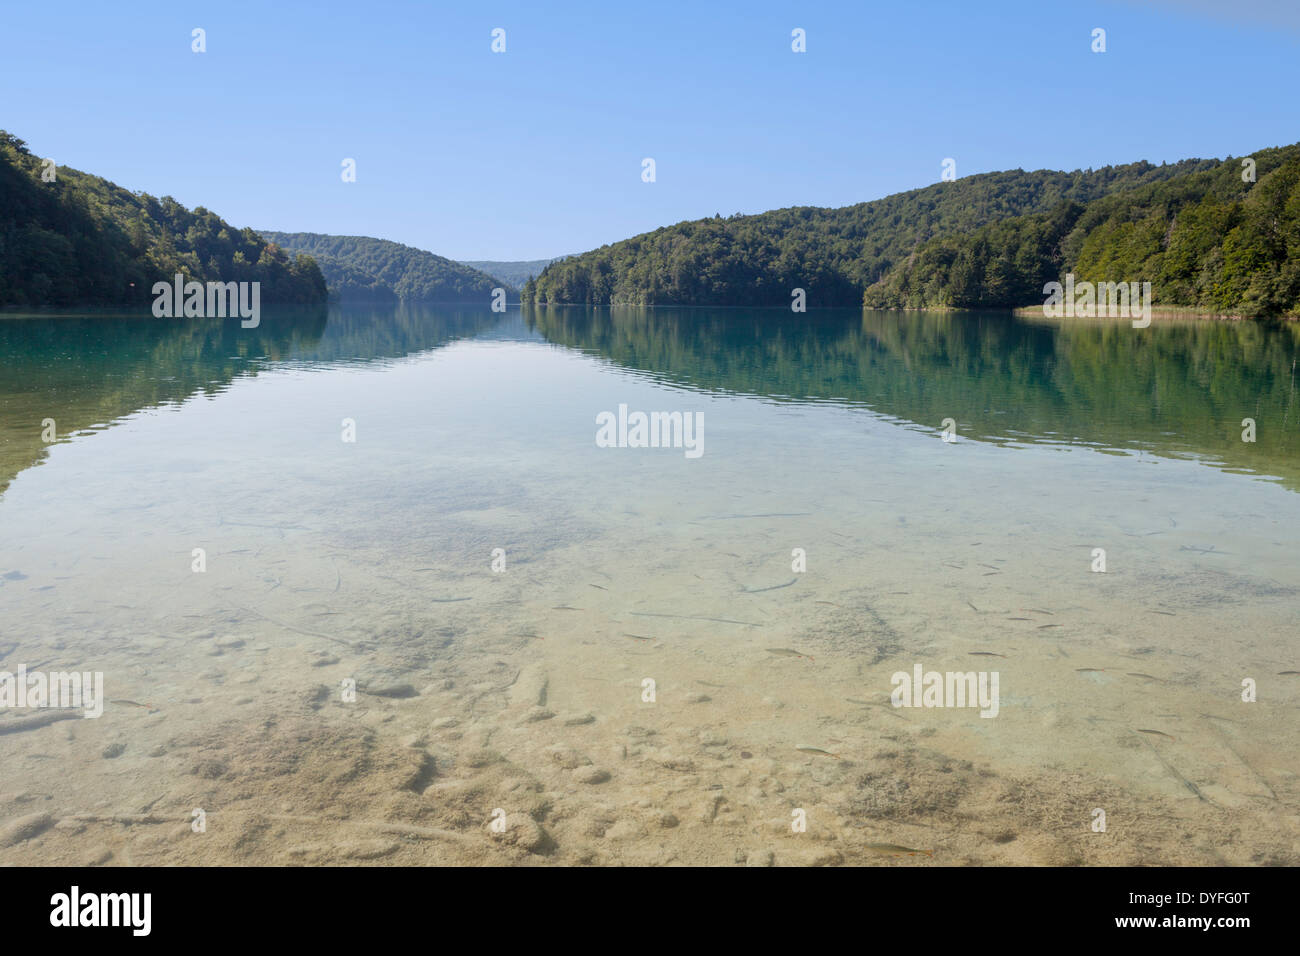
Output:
1,305,1297,865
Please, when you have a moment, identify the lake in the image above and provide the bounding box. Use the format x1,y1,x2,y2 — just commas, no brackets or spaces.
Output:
1,304,1297,865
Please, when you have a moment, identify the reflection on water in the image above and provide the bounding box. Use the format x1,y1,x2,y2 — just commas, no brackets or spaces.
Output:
529,306,1300,489
0,305,508,495
0,304,1297,866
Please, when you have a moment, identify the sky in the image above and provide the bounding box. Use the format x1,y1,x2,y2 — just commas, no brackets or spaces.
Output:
2,0,1298,261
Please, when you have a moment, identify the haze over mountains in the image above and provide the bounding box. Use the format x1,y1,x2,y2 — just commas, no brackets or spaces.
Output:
459,259,566,290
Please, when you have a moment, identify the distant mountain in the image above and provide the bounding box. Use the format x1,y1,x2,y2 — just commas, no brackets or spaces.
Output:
459,258,565,290
522,158,1222,308
0,130,327,309
262,232,506,304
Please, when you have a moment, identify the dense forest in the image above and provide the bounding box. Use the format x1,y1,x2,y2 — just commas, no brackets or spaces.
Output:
864,145,1300,315
262,231,507,303
459,258,566,290
0,131,326,309
522,158,1218,308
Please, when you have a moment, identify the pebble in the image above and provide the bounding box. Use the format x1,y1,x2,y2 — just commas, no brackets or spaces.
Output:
0,812,54,847
302,685,330,710
84,847,114,866
657,755,696,772
510,666,549,709
496,814,547,853
785,847,844,867
547,746,590,770
464,749,502,768
191,758,228,779
701,794,727,823
573,766,610,785
603,819,644,842
102,742,126,759
341,839,400,860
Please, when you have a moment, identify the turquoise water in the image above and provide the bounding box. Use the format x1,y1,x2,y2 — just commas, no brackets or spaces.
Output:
0,305,1296,865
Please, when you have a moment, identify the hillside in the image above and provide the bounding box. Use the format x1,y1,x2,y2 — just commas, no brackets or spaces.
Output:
863,145,1300,317
0,131,326,309
459,258,565,290
263,232,507,303
522,158,1217,308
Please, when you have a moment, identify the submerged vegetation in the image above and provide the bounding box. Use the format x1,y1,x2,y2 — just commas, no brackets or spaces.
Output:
0,131,326,309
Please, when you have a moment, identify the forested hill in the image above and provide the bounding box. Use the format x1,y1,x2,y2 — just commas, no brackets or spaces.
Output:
522,157,1220,308
459,258,565,290
262,232,507,304
863,144,1300,316
0,131,326,309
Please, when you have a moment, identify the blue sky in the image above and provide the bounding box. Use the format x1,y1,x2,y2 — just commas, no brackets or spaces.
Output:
2,0,1297,261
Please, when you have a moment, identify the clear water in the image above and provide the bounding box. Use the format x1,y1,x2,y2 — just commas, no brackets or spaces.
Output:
1,305,1297,865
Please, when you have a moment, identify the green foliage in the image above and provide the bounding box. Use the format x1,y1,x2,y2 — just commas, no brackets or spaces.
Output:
459,258,566,290
866,145,1300,317
525,159,1217,307
0,131,326,308
261,232,506,303
306,253,400,304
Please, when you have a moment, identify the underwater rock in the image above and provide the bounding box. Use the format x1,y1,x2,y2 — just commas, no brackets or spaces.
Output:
0,811,54,847
573,766,610,785
547,746,590,770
